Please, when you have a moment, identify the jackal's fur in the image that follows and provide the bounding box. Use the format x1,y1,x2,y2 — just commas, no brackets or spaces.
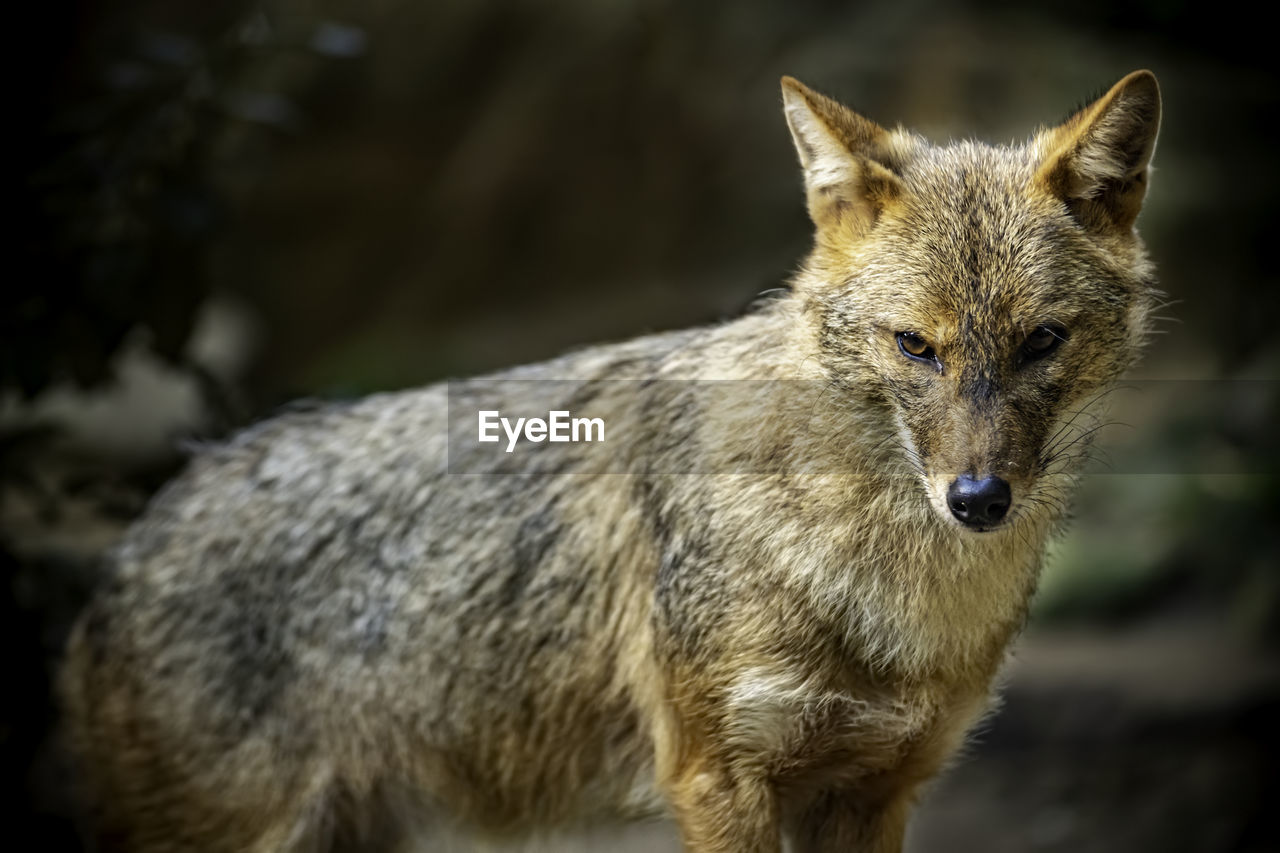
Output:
61,71,1161,852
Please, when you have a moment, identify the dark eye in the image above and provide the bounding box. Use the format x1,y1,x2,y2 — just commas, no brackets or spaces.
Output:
1021,325,1066,361
897,332,939,367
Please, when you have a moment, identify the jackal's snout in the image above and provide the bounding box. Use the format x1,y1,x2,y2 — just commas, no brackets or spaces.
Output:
946,475,1011,530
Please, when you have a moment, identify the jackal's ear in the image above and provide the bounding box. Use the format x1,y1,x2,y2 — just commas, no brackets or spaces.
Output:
781,77,904,235
1036,70,1161,234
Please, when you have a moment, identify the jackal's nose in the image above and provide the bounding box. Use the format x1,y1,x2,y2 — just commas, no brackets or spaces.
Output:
947,476,1011,528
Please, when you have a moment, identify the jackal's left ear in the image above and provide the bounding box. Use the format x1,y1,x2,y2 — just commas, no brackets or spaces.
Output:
1036,70,1161,234
781,77,906,235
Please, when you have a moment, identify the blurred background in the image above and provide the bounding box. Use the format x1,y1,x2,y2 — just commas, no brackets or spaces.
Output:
5,0,1277,850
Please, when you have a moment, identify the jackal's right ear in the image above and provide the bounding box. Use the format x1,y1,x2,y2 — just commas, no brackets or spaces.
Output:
1036,70,1161,235
781,77,904,235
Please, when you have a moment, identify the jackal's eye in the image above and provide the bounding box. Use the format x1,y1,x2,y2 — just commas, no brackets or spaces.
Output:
897,332,938,366
1021,325,1066,361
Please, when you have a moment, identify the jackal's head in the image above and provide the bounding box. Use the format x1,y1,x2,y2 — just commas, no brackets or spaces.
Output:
782,71,1161,532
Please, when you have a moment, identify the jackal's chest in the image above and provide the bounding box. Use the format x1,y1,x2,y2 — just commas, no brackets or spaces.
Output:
721,665,993,790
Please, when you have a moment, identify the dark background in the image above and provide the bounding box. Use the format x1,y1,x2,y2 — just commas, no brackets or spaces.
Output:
6,1,1277,850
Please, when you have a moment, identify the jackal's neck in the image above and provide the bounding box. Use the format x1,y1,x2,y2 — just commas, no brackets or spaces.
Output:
667,294,824,381
738,463,1049,680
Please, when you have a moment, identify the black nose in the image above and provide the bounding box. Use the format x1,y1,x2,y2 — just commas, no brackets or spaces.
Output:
947,475,1011,528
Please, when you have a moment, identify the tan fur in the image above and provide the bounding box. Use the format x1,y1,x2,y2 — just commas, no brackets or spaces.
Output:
60,71,1161,851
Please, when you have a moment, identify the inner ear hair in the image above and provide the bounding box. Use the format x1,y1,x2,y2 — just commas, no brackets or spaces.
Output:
780,77,908,234
1037,70,1161,232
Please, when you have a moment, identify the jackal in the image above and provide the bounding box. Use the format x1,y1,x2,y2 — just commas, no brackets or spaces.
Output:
61,70,1161,851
